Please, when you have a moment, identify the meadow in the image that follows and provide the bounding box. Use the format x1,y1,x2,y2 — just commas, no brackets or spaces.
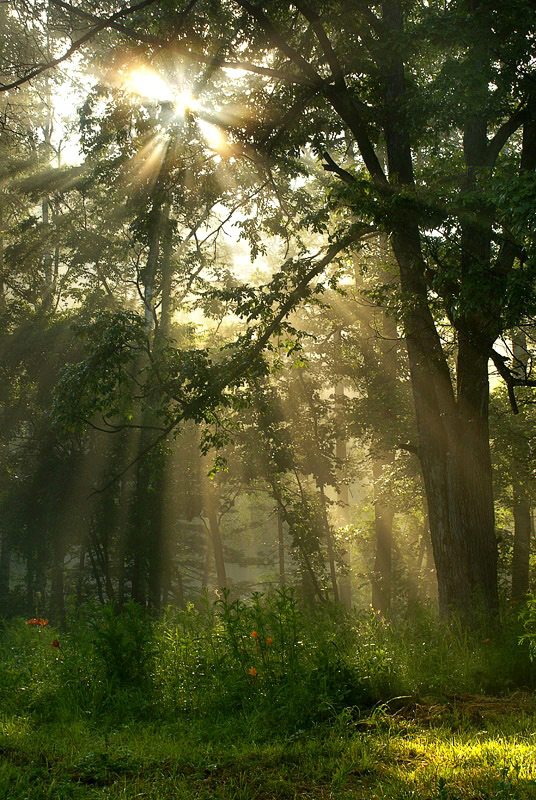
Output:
1,592,536,799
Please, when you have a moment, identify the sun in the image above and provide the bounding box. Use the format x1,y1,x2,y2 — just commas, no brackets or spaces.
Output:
124,68,199,116
123,67,229,156
124,67,173,103
174,89,197,116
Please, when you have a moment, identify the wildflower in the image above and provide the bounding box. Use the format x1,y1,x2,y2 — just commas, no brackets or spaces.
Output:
248,667,257,677
251,630,259,639
51,639,60,648
482,638,490,645
266,637,273,647
26,618,48,627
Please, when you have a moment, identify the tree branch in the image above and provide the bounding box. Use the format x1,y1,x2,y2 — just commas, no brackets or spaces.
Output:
232,224,377,371
490,349,536,414
51,0,315,84
0,0,161,91
92,225,375,492
292,2,344,82
233,0,323,87
486,103,530,167
324,85,389,188
322,151,356,184
48,0,168,44
5,0,311,91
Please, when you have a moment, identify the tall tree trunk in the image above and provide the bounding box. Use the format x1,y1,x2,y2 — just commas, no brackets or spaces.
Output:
206,503,227,590
354,239,398,614
76,543,86,605
41,89,54,312
202,531,212,589
371,456,395,613
0,528,11,614
270,478,327,604
204,481,227,590
334,353,352,609
319,484,339,603
0,205,6,314
512,482,531,603
277,507,286,587
159,204,173,335
50,537,66,628
511,330,532,602
372,0,499,618
143,203,164,331
147,463,166,611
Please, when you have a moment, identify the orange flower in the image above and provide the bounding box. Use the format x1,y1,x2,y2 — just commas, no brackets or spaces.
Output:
251,630,259,639
482,638,490,645
266,637,273,647
51,639,60,648
248,667,257,677
26,618,48,627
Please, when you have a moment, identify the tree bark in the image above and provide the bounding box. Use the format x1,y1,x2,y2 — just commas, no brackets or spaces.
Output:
319,484,339,603
0,528,11,614
371,457,394,613
511,330,532,602
205,484,227,590
512,482,531,603
366,0,500,618
334,357,352,609
277,506,286,587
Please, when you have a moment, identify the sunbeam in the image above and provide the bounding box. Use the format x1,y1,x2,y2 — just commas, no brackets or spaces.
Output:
125,67,174,103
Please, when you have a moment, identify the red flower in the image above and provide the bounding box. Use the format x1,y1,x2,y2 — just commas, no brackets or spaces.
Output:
248,667,257,677
266,637,273,647
26,618,48,627
51,639,60,648
251,630,259,639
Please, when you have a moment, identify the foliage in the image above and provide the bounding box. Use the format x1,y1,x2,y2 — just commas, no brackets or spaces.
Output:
1,597,536,798
0,593,534,732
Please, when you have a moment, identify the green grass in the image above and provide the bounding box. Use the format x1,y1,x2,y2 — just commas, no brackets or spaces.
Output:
1,593,536,799
1,700,536,799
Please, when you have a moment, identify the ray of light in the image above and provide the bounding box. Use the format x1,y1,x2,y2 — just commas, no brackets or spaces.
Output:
174,89,198,116
197,119,230,156
125,67,174,102
123,134,169,196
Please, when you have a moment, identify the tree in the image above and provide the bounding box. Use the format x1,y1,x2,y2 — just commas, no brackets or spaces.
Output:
122,0,534,618
3,0,535,619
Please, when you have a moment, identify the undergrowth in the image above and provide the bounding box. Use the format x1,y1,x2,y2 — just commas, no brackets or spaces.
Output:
1,594,536,799
0,590,534,729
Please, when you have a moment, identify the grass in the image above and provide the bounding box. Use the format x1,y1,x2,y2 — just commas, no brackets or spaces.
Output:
2,699,536,799
1,592,535,799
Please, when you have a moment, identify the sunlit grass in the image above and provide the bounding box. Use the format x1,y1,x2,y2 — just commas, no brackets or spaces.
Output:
1,710,536,799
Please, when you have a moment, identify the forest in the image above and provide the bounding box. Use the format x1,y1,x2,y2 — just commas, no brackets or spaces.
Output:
0,1,535,799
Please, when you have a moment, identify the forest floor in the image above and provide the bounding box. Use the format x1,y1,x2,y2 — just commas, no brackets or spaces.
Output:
2,692,535,800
